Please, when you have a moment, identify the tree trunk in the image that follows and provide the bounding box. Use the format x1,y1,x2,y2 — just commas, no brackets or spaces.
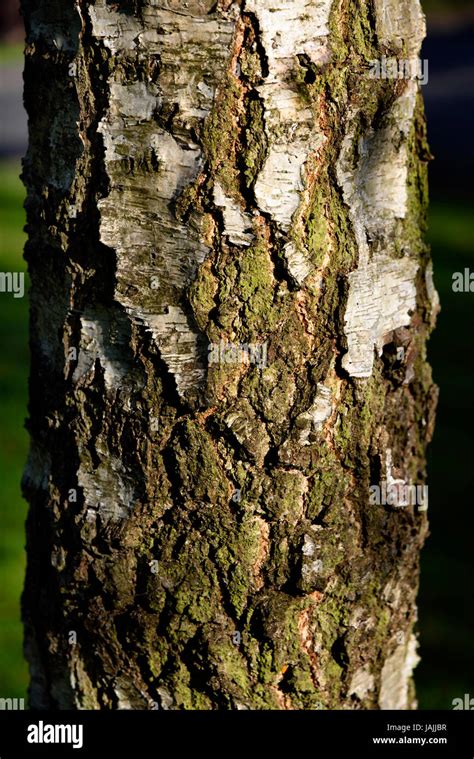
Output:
21,0,438,710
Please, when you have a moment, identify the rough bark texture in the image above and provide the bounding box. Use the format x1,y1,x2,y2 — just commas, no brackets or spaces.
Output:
22,0,438,710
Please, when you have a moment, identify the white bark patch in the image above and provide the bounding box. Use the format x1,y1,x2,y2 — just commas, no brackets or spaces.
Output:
338,83,420,377
425,261,440,327
113,678,151,710
349,666,375,700
109,82,161,123
374,0,426,57
156,686,174,710
137,306,206,396
342,257,418,378
379,634,420,710
253,128,316,230
245,0,333,76
78,456,135,523
295,384,333,445
97,125,207,293
138,7,236,125
72,310,135,392
246,0,330,230
213,182,254,247
382,577,403,608
113,686,133,710
283,242,312,286
337,84,417,263
89,4,142,53
385,448,406,491
90,2,234,120
90,1,237,398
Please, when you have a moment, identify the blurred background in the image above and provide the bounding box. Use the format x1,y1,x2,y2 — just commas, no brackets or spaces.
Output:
0,0,472,708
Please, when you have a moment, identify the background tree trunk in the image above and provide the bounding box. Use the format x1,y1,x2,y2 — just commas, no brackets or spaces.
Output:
21,0,438,710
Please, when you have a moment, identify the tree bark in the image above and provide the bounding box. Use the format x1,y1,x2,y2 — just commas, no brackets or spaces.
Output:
21,0,438,710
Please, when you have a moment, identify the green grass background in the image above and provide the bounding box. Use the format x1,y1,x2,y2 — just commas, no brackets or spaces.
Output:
0,159,29,699
416,200,474,709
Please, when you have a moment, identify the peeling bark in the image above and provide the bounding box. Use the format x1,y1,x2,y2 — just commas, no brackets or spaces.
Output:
22,0,438,710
